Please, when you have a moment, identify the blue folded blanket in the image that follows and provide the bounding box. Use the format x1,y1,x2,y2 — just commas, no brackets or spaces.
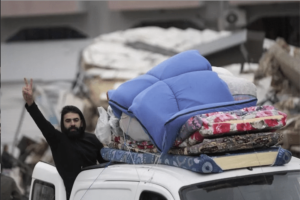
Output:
101,147,292,174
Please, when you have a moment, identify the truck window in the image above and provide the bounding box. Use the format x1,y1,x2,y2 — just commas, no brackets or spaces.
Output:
180,171,300,200
31,180,55,200
139,191,167,200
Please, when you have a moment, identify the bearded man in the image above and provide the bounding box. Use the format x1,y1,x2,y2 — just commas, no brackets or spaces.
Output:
22,78,105,200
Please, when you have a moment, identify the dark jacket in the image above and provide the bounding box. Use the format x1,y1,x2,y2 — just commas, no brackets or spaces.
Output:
2,151,13,169
25,102,105,200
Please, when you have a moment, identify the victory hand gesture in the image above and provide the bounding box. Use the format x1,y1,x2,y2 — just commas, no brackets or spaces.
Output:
22,78,34,106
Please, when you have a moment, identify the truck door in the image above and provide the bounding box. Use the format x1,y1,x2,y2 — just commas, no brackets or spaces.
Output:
72,181,139,200
29,162,67,200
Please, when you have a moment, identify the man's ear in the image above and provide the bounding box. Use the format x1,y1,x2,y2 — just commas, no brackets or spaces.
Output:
80,122,83,127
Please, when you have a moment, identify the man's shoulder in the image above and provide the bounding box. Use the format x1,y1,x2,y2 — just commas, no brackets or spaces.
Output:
83,132,102,146
84,132,95,136
83,132,98,140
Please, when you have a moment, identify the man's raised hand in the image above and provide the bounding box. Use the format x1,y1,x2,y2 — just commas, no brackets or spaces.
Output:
22,78,34,106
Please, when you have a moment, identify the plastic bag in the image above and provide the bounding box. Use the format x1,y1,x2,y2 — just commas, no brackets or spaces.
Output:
107,106,123,136
95,107,111,145
119,112,151,141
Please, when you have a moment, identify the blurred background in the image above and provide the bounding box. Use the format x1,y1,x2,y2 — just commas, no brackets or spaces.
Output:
1,1,299,198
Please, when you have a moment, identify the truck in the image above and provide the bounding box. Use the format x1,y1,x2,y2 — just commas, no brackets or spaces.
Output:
29,156,300,200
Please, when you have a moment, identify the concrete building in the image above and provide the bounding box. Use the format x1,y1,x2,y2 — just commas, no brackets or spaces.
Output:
1,1,299,46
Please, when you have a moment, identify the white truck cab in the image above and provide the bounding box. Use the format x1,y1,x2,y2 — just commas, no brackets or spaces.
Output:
30,157,300,200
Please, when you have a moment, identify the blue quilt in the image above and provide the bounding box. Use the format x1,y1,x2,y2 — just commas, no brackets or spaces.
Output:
108,50,257,153
101,147,223,173
100,147,292,174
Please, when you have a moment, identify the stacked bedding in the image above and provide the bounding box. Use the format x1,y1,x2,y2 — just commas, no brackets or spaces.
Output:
100,147,291,173
171,105,286,154
99,104,291,172
108,135,158,153
95,50,292,173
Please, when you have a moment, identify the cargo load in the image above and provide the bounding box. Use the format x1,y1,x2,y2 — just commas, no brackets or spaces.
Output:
95,50,292,174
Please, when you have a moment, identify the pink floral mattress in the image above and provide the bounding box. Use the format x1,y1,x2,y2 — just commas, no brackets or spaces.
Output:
109,135,158,153
175,105,286,147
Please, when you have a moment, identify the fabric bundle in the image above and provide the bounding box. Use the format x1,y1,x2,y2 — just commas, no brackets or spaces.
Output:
170,132,282,155
101,147,292,173
174,105,286,146
107,50,257,153
169,105,286,155
108,135,158,153
179,105,286,140
94,50,291,173
212,67,257,101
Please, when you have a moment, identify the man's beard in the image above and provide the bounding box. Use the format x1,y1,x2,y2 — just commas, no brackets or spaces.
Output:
66,126,84,139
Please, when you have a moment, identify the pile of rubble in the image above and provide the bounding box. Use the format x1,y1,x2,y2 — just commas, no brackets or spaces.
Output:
78,27,230,132
254,38,300,157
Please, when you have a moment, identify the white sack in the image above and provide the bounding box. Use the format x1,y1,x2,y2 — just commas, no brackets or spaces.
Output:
95,107,111,145
107,106,123,136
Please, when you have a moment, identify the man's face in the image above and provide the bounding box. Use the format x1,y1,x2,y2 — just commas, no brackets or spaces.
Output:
63,112,82,132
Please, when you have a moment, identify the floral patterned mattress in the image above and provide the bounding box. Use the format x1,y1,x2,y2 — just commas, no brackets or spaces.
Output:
175,105,286,147
169,132,282,155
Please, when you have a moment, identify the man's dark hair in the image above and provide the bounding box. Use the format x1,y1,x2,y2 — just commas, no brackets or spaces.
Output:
60,105,86,133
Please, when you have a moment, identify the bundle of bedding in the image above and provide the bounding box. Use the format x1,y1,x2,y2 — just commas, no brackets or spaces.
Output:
166,104,287,157
170,132,282,155
101,105,286,155
171,105,286,150
106,50,257,153
94,50,292,173
177,105,286,144
97,104,290,172
108,135,158,153
100,146,292,173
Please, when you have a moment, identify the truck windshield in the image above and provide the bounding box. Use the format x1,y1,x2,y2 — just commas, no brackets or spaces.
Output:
180,171,300,200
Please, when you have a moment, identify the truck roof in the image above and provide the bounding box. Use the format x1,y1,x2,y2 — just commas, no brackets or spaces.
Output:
74,156,300,196
31,156,300,200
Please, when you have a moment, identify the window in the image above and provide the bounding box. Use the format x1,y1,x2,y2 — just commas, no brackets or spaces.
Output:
6,26,86,42
139,191,167,200
180,171,300,200
31,180,55,200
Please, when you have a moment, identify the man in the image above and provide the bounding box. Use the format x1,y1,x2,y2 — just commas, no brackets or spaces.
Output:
2,144,14,176
1,173,21,200
22,78,105,200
